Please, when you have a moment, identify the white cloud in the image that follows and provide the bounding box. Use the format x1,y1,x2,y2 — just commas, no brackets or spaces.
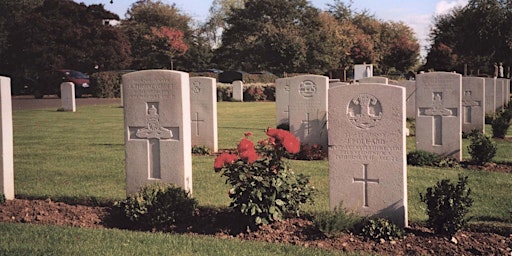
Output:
435,0,468,16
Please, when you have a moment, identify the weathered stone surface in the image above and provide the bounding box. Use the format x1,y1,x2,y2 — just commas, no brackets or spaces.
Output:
190,77,218,152
329,83,407,227
415,72,462,161
122,70,192,196
0,77,13,200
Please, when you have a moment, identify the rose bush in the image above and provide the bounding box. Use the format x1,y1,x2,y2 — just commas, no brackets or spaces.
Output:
214,128,315,227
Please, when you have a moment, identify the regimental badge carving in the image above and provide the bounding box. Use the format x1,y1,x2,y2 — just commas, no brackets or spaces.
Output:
347,94,383,129
192,81,201,94
299,80,316,98
136,105,173,139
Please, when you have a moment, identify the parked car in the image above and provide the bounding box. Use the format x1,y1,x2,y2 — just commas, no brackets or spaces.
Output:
33,69,91,99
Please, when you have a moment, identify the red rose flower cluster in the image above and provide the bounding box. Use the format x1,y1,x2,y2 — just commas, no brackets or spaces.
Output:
237,138,258,164
213,152,238,170
265,128,300,154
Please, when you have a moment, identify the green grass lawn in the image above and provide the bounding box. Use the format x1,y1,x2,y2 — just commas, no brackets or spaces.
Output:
8,101,512,255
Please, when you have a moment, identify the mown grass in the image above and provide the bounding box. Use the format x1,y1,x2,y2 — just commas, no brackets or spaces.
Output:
8,101,512,255
0,223,348,256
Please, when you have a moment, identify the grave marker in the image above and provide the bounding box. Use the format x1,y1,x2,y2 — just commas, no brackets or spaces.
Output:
416,72,462,161
60,82,76,112
397,80,416,119
233,80,243,102
289,75,328,147
484,78,496,115
122,70,192,196
358,76,388,84
462,77,485,133
275,77,291,126
329,83,407,227
190,77,218,152
495,78,504,111
0,77,13,200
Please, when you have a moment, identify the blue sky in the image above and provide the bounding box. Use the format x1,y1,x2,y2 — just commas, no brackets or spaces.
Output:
75,0,468,56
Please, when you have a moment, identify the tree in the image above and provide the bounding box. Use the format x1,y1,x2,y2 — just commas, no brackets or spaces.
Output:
122,0,192,69
379,22,419,73
145,26,188,69
425,0,512,75
216,0,327,74
5,0,131,79
203,0,246,48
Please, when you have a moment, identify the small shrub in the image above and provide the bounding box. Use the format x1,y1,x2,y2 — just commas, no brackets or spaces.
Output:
243,85,267,101
114,183,197,230
407,150,440,166
485,113,495,124
90,71,122,98
420,174,473,237
214,130,315,227
313,206,362,235
360,218,404,241
0,193,5,204
293,143,328,160
216,84,232,102
467,132,497,164
192,145,211,155
435,157,460,168
491,114,510,138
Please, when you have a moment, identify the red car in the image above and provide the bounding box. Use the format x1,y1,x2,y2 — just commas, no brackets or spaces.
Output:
33,69,91,99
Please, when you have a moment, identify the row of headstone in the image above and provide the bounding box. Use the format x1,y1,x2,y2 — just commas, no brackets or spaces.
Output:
400,77,509,120
276,75,328,147
122,70,219,196
277,75,408,226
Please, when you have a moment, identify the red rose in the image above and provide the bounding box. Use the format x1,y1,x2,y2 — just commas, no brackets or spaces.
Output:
239,148,258,164
237,138,254,153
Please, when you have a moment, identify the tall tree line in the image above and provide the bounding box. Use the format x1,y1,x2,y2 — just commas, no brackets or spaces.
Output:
0,0,420,80
425,0,512,76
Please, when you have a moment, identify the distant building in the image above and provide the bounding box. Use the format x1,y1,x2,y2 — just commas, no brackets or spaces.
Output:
102,19,120,26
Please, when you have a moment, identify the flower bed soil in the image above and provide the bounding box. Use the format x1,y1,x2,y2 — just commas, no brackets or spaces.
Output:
1,198,511,255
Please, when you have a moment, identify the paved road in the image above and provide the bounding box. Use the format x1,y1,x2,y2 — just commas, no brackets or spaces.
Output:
11,95,121,111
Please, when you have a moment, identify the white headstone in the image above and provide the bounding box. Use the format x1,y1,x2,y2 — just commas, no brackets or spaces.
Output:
122,70,192,196
190,77,218,153
275,77,291,127
329,82,349,88
358,76,388,84
497,78,509,110
354,64,373,81
289,75,328,147
416,72,462,161
329,83,407,227
232,80,243,102
505,79,511,105
397,81,416,119
505,79,510,105
60,82,76,112
0,77,14,200
484,78,496,115
495,78,504,111
461,77,485,133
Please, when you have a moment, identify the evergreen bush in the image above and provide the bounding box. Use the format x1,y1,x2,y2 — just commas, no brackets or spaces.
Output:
115,183,197,230
420,175,473,237
467,132,497,164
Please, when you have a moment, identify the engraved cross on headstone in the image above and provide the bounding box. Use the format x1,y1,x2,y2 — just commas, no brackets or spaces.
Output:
353,164,380,207
191,112,205,136
284,105,290,121
418,92,457,146
302,113,315,135
128,103,177,179
462,90,481,124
